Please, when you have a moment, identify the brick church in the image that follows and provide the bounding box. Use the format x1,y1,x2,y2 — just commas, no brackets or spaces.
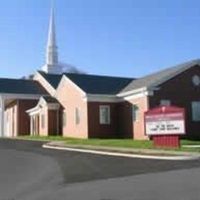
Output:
0,8,200,140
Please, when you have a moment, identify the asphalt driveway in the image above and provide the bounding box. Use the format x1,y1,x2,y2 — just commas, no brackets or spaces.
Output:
0,139,200,200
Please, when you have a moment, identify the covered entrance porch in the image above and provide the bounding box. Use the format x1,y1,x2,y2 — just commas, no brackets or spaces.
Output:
27,96,61,136
0,94,41,137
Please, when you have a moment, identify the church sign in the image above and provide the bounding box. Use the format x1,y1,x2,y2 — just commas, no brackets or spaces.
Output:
145,106,185,136
144,106,186,148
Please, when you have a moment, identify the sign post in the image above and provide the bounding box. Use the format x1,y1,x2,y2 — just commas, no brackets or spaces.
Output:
145,106,185,148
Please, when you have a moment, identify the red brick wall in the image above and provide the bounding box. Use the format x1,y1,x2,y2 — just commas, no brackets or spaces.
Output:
117,102,133,138
87,99,149,139
6,100,37,136
149,65,200,139
18,100,38,135
87,102,120,138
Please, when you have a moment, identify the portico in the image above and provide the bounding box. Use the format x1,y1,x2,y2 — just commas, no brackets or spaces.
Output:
0,93,43,137
27,96,60,136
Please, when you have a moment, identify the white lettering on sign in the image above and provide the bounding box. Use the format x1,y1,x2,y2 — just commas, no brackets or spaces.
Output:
145,112,185,135
146,120,185,135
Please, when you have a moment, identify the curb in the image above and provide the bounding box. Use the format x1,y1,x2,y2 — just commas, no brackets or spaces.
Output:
42,144,200,161
183,145,200,148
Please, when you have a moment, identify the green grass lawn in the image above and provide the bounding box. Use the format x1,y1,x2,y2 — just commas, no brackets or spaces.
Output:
180,139,200,145
65,138,153,149
17,135,200,152
19,135,153,149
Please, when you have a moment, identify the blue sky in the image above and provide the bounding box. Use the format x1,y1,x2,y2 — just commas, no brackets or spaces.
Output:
0,0,200,78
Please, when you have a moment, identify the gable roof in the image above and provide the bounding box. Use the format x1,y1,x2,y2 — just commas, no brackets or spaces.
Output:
0,78,48,95
42,96,59,104
64,73,134,95
38,59,200,96
38,71,63,89
121,59,200,94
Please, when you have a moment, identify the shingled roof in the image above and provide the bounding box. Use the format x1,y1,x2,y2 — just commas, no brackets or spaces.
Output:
65,73,134,95
38,59,200,96
38,71,63,89
0,78,48,95
120,59,200,94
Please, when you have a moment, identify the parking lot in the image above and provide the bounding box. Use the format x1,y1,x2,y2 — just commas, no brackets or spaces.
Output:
0,139,200,200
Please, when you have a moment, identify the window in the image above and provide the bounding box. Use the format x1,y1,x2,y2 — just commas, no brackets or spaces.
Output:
75,108,80,125
63,111,66,127
191,101,200,121
192,75,200,86
132,105,139,122
41,114,45,129
99,105,110,124
160,99,171,106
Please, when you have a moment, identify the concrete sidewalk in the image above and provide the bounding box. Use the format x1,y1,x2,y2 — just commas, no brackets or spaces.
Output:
43,141,200,160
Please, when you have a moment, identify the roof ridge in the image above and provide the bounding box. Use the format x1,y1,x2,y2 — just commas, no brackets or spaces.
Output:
0,77,37,82
139,58,200,80
38,70,63,76
120,58,200,94
64,72,135,80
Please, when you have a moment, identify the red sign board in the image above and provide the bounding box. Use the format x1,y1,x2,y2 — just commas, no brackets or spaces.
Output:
145,106,186,136
145,106,186,148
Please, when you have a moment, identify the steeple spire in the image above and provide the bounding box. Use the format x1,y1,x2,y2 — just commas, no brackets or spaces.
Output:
46,6,58,65
42,2,62,74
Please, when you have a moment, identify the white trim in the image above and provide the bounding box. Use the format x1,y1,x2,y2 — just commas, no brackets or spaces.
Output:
43,144,199,160
40,97,60,109
117,87,148,97
33,72,56,96
124,90,153,101
26,97,60,116
0,93,42,100
119,62,200,98
26,106,41,116
82,91,153,103
84,94,123,103
47,104,60,110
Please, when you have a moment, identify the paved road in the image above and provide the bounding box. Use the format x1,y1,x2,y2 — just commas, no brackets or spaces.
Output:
0,139,200,200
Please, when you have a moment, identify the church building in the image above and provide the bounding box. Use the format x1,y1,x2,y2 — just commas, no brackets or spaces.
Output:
0,8,200,140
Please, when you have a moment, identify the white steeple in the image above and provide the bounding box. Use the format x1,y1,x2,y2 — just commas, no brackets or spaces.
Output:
42,3,62,74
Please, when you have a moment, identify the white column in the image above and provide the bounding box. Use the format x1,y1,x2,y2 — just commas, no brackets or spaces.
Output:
30,116,33,136
33,115,36,136
0,96,5,137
